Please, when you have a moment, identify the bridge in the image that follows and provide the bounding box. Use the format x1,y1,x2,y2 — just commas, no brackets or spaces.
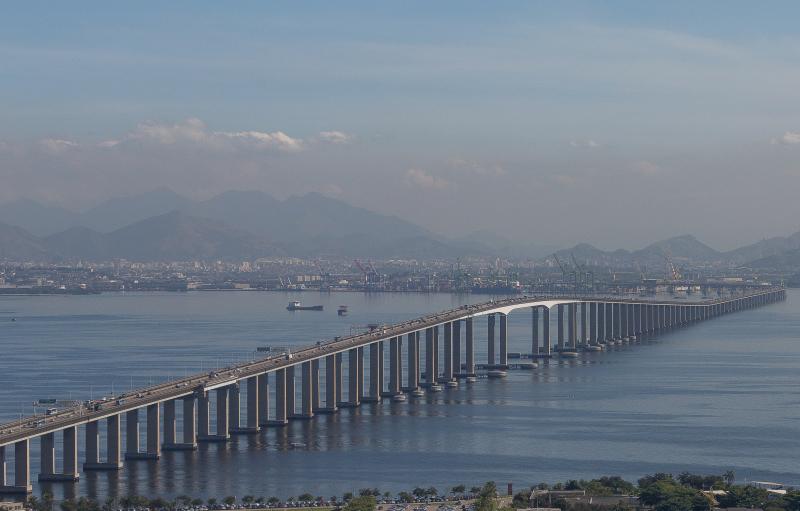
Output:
0,287,786,494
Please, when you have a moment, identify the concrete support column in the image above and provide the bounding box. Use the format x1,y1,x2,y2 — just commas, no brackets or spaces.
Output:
567,304,576,349
228,383,241,431
348,348,361,405
274,368,288,424
323,355,338,412
198,392,210,437
465,319,475,375
425,327,436,387
406,332,419,390
452,321,461,376
443,322,454,381
183,397,197,446
0,445,5,488
366,343,382,402
216,387,229,438
39,433,56,479
146,403,161,458
10,440,31,493
557,304,565,351
85,421,100,467
300,361,314,417
357,347,364,401
126,409,139,457
531,307,539,355
389,337,401,394
335,353,343,405
580,302,588,345
499,315,508,367
107,414,122,466
597,302,605,342
542,307,551,354
286,366,296,416
487,315,496,366
605,302,613,341
311,359,321,412
163,399,177,446
63,427,79,480
246,376,260,431
589,302,597,343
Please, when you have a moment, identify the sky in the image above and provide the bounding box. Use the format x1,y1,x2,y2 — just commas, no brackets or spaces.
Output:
1,1,800,250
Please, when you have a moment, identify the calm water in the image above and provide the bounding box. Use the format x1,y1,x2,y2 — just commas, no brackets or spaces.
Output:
1,290,799,500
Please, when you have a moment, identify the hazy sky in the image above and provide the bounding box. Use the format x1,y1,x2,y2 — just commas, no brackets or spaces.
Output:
2,1,800,250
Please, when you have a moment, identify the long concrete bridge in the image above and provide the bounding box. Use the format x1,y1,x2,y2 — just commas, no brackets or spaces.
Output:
0,287,786,494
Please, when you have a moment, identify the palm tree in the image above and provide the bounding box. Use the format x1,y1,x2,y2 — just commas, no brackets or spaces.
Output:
724,470,736,486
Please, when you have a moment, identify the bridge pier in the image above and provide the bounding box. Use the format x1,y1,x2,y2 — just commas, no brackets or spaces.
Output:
388,337,402,395
297,361,314,418
38,431,81,481
498,315,508,368
345,348,361,406
0,440,31,494
557,304,564,351
452,322,462,377
124,405,160,458
365,343,382,403
465,319,475,376
441,322,454,382
163,397,197,449
567,303,577,350
405,332,420,391
423,327,438,388
311,359,321,413
286,366,297,417
228,383,242,431
253,375,268,429
272,368,288,425
487,315,495,367
318,355,338,413
199,387,230,440
531,307,539,355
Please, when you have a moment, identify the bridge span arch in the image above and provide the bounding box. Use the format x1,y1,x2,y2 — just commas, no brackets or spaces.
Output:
0,287,786,494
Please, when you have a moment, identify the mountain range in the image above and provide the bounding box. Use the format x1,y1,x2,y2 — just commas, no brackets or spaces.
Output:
1,189,799,269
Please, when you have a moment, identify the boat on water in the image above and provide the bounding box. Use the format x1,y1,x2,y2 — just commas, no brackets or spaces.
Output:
487,369,508,379
411,388,426,397
391,394,407,402
445,380,458,388
559,351,579,358
585,345,603,352
286,301,323,311
337,305,348,316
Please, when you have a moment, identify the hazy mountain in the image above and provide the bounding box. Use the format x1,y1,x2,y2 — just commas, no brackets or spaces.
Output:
747,248,800,270
632,235,721,265
725,231,800,264
0,199,80,236
101,211,279,261
45,226,110,260
80,187,193,233
186,191,432,242
0,222,51,261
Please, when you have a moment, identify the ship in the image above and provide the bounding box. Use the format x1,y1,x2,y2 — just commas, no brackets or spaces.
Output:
286,301,323,311
337,305,348,316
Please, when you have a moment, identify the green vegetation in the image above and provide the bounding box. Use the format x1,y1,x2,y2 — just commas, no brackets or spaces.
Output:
22,471,800,511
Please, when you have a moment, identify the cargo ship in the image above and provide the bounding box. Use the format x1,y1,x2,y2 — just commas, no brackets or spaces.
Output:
286,301,323,311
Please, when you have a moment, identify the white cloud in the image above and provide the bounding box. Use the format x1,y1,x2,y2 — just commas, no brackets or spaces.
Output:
123,118,304,152
318,131,353,144
569,139,601,148
405,168,450,190
39,138,78,152
771,131,800,145
631,160,661,176
446,158,506,176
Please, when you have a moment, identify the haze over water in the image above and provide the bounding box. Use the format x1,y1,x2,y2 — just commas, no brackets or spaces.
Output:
1,291,799,500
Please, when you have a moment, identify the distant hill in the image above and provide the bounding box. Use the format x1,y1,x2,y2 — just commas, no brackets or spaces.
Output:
725,231,800,265
0,222,51,261
0,199,80,236
632,235,721,266
747,248,800,270
80,187,194,233
45,226,109,260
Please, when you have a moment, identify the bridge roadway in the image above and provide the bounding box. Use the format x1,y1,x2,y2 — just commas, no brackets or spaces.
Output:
0,287,786,494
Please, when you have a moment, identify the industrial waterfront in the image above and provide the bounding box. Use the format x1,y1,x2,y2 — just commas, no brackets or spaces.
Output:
1,290,798,500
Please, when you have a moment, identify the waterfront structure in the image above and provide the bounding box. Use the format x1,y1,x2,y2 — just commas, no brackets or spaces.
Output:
0,288,786,494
